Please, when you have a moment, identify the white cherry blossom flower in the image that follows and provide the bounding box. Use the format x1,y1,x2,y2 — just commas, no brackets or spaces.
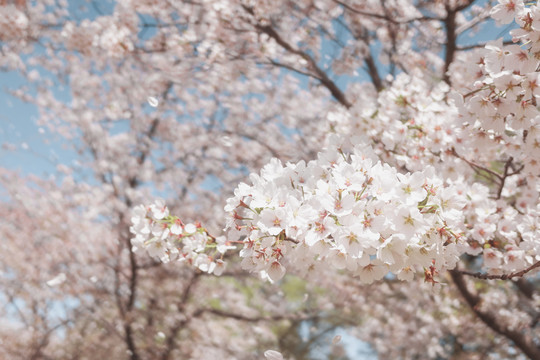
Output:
491,0,525,25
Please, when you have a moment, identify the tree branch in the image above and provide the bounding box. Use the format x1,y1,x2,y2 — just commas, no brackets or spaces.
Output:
450,270,540,360
442,6,457,85
451,147,502,183
334,0,440,24
455,261,540,281
242,5,351,108
263,58,323,80
496,157,513,199
161,272,201,360
363,47,384,92
334,17,384,91
202,308,312,323
443,0,476,84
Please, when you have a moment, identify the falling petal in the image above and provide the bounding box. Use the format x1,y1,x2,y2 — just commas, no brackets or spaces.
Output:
332,335,342,345
221,135,233,147
147,96,159,107
46,273,66,287
264,350,283,360
267,261,286,282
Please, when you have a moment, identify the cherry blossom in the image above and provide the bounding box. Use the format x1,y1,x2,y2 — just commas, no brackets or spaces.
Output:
130,201,233,274
3,0,540,359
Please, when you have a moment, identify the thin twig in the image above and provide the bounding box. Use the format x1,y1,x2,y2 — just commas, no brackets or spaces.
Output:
456,261,540,280
496,157,513,199
334,0,440,24
242,4,351,108
451,147,503,181
203,308,313,322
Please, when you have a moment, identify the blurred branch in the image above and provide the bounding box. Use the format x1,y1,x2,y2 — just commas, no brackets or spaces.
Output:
334,17,383,91
455,261,540,280
242,5,352,108
443,0,476,84
457,40,514,51
450,147,502,184
334,0,440,23
161,272,201,360
203,308,314,323
450,270,540,359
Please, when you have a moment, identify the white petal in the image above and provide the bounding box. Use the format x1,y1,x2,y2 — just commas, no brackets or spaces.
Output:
264,350,284,360
46,273,66,287
184,223,197,234
267,261,286,282
147,96,159,107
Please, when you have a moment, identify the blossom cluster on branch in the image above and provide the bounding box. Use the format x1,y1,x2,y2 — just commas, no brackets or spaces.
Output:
131,0,540,286
134,137,469,283
130,201,232,275
223,137,467,283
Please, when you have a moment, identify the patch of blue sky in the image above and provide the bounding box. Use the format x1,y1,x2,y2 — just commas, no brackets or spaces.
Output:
0,276,81,340
0,69,80,179
298,320,378,359
68,0,115,22
0,0,114,173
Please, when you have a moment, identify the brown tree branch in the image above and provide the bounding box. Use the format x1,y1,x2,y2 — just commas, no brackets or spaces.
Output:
514,278,536,300
442,6,457,85
202,308,313,323
496,157,513,199
334,0,440,24
455,261,540,281
443,0,476,84
124,324,140,360
242,5,351,108
263,58,323,80
451,147,502,182
161,272,201,360
457,40,514,51
450,270,540,360
363,49,384,92
334,17,384,92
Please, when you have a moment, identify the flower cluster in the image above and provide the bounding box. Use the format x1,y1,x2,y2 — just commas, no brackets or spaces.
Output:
329,71,469,183
130,200,232,275
458,0,540,177
0,4,29,42
224,138,467,283
459,182,540,274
